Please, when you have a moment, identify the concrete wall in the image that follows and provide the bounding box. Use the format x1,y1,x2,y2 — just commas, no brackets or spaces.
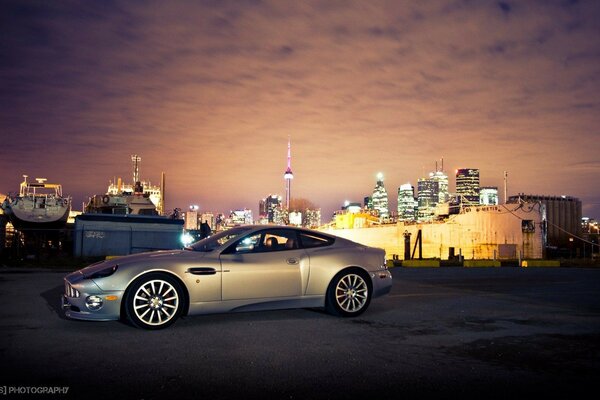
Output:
322,203,544,260
74,214,183,257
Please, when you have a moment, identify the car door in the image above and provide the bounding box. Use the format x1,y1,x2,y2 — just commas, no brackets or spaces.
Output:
182,253,223,303
219,229,308,300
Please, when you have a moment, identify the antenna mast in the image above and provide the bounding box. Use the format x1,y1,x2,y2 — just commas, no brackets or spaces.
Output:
131,155,141,183
503,171,508,203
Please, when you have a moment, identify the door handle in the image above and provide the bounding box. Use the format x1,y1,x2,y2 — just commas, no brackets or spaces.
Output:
286,258,299,265
186,267,217,275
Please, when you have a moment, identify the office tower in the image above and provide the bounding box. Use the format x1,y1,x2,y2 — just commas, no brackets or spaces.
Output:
372,173,389,219
200,212,215,231
304,208,321,228
456,168,480,204
430,170,449,204
417,178,439,221
397,183,417,221
259,194,284,224
184,205,199,230
230,209,253,225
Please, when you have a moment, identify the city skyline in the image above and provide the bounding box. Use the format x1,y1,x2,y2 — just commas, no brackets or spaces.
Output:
1,1,599,221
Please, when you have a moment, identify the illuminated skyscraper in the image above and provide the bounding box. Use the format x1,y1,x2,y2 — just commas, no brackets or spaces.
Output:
200,212,215,231
259,194,283,224
456,168,480,204
372,173,389,219
229,209,253,225
304,208,321,228
283,138,293,209
430,170,449,204
417,178,438,221
397,183,417,221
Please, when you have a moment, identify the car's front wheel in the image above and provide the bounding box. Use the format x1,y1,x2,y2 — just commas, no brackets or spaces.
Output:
124,273,184,329
326,270,371,317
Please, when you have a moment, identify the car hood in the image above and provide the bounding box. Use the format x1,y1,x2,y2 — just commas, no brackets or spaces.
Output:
75,249,205,278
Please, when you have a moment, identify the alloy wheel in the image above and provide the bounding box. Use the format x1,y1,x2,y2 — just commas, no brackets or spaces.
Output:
132,279,179,326
334,273,369,313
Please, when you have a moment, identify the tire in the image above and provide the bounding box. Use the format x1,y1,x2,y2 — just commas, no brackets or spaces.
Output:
124,273,184,330
326,269,372,317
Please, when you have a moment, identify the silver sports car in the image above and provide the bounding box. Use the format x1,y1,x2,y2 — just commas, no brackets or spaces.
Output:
62,225,392,329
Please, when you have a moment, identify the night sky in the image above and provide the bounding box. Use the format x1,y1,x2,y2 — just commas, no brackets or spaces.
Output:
1,0,599,220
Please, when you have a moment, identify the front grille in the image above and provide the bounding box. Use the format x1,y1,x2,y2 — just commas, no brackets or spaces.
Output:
65,281,80,298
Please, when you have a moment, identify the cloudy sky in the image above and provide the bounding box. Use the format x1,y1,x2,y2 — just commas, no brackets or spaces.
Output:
1,0,599,220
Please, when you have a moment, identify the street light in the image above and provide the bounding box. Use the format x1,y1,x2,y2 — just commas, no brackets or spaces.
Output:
569,237,574,259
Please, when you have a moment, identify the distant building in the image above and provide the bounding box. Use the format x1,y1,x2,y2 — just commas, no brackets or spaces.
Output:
200,212,215,231
371,173,389,220
229,209,253,226
582,217,598,234
364,196,373,210
456,168,480,204
480,187,499,205
259,194,283,224
417,178,439,221
342,201,363,214
397,183,417,222
289,211,302,227
284,208,321,228
184,210,198,230
304,208,321,228
215,213,225,230
430,170,449,204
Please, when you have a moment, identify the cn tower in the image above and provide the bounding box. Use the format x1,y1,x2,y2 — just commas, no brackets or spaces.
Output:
284,137,293,209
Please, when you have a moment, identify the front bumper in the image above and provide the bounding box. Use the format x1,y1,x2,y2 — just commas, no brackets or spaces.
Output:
62,277,123,321
371,269,392,298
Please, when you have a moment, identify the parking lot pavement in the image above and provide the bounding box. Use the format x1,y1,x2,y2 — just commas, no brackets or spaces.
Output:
1,267,599,399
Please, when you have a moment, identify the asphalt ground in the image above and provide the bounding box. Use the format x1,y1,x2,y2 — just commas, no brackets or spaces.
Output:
1,266,599,399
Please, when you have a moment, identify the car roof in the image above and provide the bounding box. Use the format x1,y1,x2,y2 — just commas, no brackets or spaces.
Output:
234,225,338,240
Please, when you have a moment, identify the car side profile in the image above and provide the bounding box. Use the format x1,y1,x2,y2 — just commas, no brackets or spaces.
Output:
63,225,392,329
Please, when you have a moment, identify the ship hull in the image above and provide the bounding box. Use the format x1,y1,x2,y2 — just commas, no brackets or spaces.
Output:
321,203,546,260
3,200,70,230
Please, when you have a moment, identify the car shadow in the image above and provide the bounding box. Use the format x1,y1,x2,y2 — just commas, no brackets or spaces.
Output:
39,283,331,329
40,284,69,320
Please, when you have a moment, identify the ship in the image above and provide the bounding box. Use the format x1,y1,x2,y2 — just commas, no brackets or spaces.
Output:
84,182,159,216
321,201,547,260
1,175,71,229
84,155,163,216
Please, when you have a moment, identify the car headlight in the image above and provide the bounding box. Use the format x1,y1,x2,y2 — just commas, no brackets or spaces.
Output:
85,295,104,311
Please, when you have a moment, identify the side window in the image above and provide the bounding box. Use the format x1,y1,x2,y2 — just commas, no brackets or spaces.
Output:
299,232,335,249
222,230,300,254
261,229,299,252
224,233,261,254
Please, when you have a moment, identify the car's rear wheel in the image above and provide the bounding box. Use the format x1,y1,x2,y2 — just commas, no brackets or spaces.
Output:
326,270,371,317
125,273,184,330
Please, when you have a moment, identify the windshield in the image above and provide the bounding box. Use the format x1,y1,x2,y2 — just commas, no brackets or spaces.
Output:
186,226,253,252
